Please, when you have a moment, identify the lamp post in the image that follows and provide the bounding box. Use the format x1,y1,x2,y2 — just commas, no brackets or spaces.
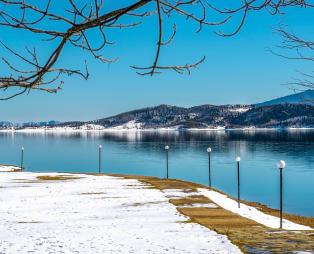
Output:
165,145,169,179
207,147,212,188
20,146,24,171
276,160,286,229
98,145,102,174
236,156,241,208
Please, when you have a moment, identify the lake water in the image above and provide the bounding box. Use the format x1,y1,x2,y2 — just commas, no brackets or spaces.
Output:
0,130,314,217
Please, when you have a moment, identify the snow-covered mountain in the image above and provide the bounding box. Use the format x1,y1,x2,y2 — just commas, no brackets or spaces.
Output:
41,103,314,130
256,90,314,107
2,91,314,130
92,104,251,129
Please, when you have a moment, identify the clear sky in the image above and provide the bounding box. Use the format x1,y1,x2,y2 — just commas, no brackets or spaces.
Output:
1,2,314,122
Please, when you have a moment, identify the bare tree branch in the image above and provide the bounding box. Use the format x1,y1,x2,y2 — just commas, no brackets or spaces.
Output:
270,26,314,90
0,0,313,99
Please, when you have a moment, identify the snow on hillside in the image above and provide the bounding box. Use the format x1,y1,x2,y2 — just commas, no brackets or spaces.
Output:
0,172,242,254
3,94,314,130
111,120,143,130
257,90,314,107
228,107,250,113
79,124,105,130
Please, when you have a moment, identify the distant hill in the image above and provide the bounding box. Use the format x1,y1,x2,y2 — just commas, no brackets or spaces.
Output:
0,120,60,129
256,90,314,107
230,104,314,128
87,104,251,129
2,91,314,130
0,121,14,128
53,103,314,129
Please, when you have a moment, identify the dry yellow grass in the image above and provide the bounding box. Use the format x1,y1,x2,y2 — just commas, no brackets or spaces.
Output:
36,175,81,181
169,195,210,206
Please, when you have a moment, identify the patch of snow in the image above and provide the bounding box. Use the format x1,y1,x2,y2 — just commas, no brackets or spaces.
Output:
3,125,314,132
111,120,143,130
156,126,182,131
228,107,250,113
187,126,226,131
79,124,105,130
293,252,314,254
188,113,199,119
288,127,314,131
15,127,46,132
243,126,256,130
0,165,21,172
0,173,242,254
199,188,312,231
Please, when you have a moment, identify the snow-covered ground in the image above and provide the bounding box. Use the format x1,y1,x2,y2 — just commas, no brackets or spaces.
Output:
0,165,21,172
0,172,241,254
199,188,312,231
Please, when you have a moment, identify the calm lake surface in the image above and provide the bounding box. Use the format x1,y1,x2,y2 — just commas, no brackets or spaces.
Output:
1,130,314,217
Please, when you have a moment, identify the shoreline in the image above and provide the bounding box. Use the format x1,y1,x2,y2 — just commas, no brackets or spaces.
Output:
2,167,314,220
113,174,314,226
1,126,314,133
3,168,314,223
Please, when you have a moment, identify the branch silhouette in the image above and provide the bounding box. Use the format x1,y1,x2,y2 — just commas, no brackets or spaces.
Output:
0,0,313,99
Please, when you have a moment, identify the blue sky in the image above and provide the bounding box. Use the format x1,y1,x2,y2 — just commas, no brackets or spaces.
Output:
1,2,314,122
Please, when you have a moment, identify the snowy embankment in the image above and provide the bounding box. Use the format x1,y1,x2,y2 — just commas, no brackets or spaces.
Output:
2,124,314,132
0,172,241,254
199,189,312,231
0,123,227,132
0,165,21,172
